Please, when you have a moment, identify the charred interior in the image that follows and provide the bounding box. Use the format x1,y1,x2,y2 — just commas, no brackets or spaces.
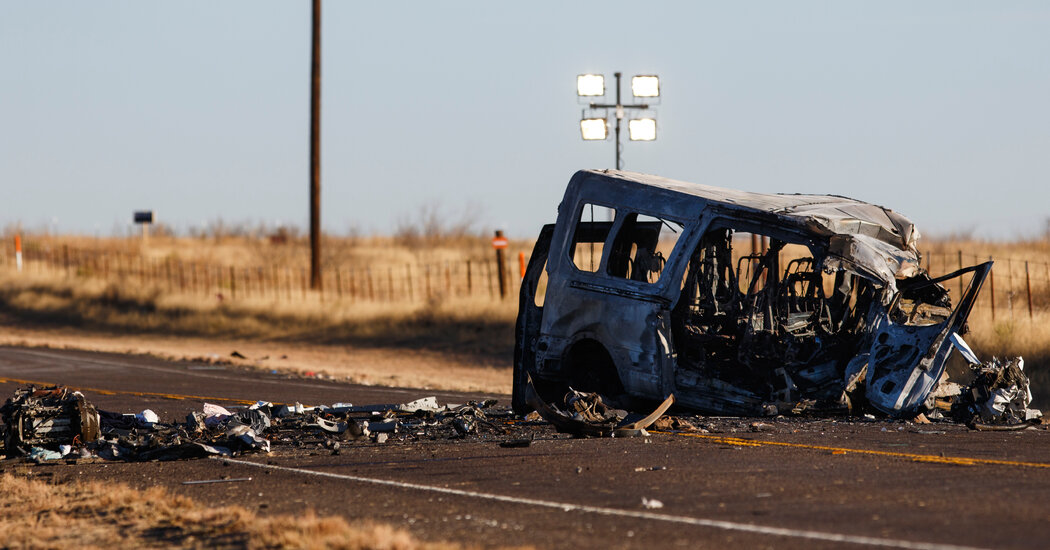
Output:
669,225,885,413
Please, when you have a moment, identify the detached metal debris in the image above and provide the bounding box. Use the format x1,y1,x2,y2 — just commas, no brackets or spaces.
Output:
0,386,530,462
525,374,673,437
953,357,1042,429
1,386,99,458
513,170,1040,423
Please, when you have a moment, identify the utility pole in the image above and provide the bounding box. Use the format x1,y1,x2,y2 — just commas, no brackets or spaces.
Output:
309,0,322,290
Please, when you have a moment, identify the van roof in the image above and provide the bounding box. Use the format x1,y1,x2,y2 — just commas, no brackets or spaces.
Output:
577,170,919,251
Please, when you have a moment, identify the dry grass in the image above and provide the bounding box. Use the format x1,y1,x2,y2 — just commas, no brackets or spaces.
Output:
3,233,1050,404
2,232,529,270
0,271,517,361
0,473,463,550
0,270,516,394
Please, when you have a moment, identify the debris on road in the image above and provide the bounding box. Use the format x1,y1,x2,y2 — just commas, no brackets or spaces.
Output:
967,357,1040,424
525,374,674,438
1,386,100,458
135,409,159,426
641,497,664,509
27,446,64,462
935,356,1045,430
182,477,253,485
0,386,534,462
499,438,532,448
1,358,1043,466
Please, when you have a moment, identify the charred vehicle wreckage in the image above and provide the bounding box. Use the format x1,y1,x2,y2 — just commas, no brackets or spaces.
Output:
513,170,1040,425
0,171,1042,463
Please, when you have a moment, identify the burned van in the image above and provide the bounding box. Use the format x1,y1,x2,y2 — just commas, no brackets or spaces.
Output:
513,170,991,418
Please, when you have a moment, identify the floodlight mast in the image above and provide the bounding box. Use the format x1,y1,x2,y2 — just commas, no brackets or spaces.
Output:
582,72,653,170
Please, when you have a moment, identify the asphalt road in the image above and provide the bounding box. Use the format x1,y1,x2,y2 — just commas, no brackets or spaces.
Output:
3,346,1050,550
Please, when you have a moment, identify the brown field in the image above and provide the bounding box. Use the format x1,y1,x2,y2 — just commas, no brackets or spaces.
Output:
0,473,463,549
1,232,1049,404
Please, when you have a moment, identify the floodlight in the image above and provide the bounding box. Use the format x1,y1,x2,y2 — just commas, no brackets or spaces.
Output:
580,118,608,140
577,74,605,97
631,75,660,98
628,118,656,141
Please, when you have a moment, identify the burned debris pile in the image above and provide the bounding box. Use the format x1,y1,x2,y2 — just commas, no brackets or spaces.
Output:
524,374,675,437
1,387,527,463
0,363,1042,463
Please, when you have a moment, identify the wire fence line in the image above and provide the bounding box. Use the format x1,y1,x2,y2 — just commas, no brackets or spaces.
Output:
0,242,529,304
923,250,1050,322
3,240,1050,320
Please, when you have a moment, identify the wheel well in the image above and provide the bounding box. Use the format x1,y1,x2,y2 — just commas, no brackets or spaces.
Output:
564,339,624,397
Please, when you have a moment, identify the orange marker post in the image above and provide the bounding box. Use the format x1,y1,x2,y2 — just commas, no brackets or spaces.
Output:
519,251,526,279
14,235,22,272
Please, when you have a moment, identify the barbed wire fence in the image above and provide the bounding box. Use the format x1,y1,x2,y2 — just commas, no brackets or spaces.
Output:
0,239,529,305
3,238,1049,321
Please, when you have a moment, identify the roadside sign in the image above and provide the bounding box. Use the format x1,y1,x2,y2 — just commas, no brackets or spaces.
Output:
134,211,154,224
492,236,509,249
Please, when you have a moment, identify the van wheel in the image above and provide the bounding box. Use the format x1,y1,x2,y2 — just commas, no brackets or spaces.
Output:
566,339,624,399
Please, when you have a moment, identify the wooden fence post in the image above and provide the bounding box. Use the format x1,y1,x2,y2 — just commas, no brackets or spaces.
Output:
989,257,995,322
405,264,413,302
1007,259,1014,320
495,230,507,299
1026,261,1034,320
486,260,494,298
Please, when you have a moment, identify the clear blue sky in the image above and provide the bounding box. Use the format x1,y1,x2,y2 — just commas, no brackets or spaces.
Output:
2,2,1048,239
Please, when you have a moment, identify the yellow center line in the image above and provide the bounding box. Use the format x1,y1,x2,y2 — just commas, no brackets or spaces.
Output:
0,376,265,406
655,430,1050,469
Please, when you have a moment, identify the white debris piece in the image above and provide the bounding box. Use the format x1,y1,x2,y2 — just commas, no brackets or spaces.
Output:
641,497,664,509
203,403,233,427
135,409,159,425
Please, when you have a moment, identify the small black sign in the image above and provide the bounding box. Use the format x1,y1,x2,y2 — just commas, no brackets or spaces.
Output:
133,211,154,224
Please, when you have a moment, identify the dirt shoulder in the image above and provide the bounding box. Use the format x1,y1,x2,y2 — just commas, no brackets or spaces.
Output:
0,323,512,395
